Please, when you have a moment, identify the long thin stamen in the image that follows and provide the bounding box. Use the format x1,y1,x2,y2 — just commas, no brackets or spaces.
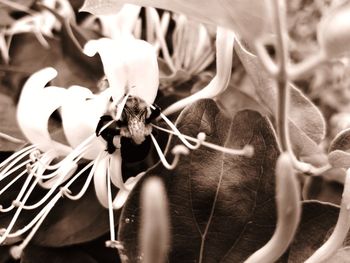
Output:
147,7,176,72
0,159,31,182
0,168,40,243
33,136,96,174
152,124,254,157
158,112,204,150
0,132,25,144
150,134,189,170
105,159,118,248
0,170,27,197
0,165,36,213
6,193,61,239
0,147,36,179
61,160,95,200
9,193,61,260
21,161,77,210
0,145,36,169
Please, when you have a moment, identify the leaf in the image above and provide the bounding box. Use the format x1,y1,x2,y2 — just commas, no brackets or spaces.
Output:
217,78,268,117
234,41,326,158
328,150,350,168
0,246,13,263
21,244,97,263
0,94,26,151
329,128,350,152
286,201,343,262
118,99,280,262
303,176,343,204
80,0,272,43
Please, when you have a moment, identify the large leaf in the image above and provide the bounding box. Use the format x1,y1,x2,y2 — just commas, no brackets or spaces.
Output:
329,128,350,152
286,201,344,262
234,42,326,158
80,0,271,43
0,246,13,263
118,99,280,262
21,244,97,263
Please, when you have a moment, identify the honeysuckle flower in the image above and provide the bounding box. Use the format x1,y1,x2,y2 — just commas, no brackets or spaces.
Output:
162,27,235,116
81,4,142,40
80,0,272,43
82,4,219,116
1,0,75,59
0,33,253,259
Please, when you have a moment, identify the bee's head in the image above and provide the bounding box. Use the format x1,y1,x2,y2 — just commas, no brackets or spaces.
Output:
120,96,152,144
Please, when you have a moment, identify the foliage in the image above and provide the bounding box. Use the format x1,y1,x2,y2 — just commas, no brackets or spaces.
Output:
1,0,350,262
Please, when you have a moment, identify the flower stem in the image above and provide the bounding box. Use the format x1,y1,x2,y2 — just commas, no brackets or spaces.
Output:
245,153,301,263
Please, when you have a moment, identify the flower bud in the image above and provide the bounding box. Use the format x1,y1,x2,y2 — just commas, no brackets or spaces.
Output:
140,177,170,263
318,2,350,58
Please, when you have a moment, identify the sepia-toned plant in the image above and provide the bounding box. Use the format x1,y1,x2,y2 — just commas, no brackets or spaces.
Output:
1,0,350,262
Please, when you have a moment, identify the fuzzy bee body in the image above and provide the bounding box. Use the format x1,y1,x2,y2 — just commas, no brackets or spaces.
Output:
119,96,153,145
96,95,161,161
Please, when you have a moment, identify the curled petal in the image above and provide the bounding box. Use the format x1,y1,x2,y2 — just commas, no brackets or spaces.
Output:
318,1,350,58
60,86,109,159
84,37,159,105
163,27,235,115
17,67,72,156
112,171,145,209
109,150,127,190
93,153,109,208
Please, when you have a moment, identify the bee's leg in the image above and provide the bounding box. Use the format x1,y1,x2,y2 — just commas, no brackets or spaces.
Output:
146,104,161,124
96,115,121,154
96,115,114,136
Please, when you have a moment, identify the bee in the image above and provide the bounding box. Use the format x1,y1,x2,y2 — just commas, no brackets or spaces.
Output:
96,95,161,162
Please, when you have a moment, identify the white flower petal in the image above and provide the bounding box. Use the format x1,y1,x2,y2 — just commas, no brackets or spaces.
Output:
98,4,141,39
125,37,159,105
109,150,127,190
112,171,145,209
84,38,127,102
17,67,72,156
60,86,109,160
84,37,159,105
112,188,129,209
162,28,235,115
93,153,109,208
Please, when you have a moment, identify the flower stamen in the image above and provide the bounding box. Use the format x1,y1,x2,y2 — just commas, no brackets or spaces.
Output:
107,157,117,246
150,134,189,170
61,160,95,200
0,145,36,169
157,111,204,150
152,124,254,157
